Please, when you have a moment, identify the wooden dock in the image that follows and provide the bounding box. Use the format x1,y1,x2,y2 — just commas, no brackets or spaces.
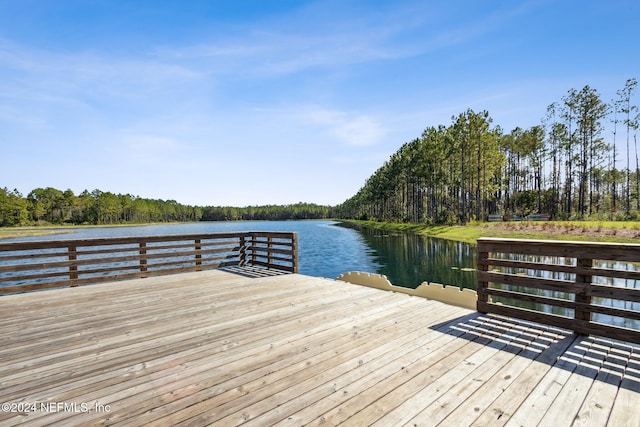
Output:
1,269,639,426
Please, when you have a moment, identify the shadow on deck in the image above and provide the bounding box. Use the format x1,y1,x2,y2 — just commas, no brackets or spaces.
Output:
220,265,292,278
432,312,640,393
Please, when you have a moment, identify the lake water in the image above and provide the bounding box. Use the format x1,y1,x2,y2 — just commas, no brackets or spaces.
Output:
1,220,477,288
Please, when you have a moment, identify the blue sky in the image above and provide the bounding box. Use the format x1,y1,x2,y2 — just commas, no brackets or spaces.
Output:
0,0,638,206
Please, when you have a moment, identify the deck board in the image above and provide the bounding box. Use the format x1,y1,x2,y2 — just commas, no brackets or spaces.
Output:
1,269,638,426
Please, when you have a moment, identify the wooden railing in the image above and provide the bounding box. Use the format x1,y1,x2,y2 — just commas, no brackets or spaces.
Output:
0,231,298,295
477,238,640,344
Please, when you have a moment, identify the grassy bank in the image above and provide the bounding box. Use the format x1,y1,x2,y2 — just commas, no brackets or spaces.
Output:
340,219,640,245
0,227,70,239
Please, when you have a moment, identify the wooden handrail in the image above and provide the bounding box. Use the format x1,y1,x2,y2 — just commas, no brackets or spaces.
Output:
0,231,298,294
477,237,640,344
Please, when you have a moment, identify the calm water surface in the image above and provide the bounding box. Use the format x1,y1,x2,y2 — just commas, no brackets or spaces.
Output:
339,222,477,289
3,220,477,288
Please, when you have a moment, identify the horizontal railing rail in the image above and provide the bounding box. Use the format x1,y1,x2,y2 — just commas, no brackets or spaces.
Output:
477,237,640,344
0,231,298,294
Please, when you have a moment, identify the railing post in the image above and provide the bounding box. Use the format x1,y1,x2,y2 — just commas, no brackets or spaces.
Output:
239,235,247,267
476,245,489,312
139,242,148,278
574,257,593,333
250,232,257,267
195,239,202,271
292,232,299,274
267,236,273,268
68,245,78,287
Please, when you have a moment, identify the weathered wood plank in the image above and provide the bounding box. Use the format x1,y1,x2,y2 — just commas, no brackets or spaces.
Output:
1,269,638,426
170,302,465,427
373,316,536,426
536,338,604,426
467,328,576,426
605,345,640,426
238,304,468,427
97,298,439,426
302,315,498,427
400,317,566,426
268,305,468,427
503,336,594,427
571,339,627,426
0,276,364,387
13,281,411,425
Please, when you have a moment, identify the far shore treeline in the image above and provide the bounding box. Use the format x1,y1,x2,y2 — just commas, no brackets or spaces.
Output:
0,187,333,226
1,79,638,227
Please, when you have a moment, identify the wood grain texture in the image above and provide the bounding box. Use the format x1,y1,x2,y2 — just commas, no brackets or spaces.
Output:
1,270,638,426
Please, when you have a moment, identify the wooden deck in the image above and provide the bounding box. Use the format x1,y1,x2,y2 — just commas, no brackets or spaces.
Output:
1,269,638,426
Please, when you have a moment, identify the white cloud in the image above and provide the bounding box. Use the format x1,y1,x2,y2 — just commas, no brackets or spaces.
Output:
151,1,439,80
300,107,387,146
0,39,202,109
331,115,388,146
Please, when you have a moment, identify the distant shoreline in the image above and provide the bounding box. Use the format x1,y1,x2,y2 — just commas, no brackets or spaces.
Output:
0,222,184,240
0,219,332,240
3,219,640,244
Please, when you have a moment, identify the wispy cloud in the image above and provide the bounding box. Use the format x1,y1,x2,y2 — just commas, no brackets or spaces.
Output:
152,1,444,79
299,107,388,146
0,39,201,104
158,32,401,80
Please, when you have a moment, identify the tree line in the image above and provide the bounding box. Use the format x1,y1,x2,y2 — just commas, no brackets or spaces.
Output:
0,187,203,226
335,79,639,224
0,186,333,226
200,203,331,221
